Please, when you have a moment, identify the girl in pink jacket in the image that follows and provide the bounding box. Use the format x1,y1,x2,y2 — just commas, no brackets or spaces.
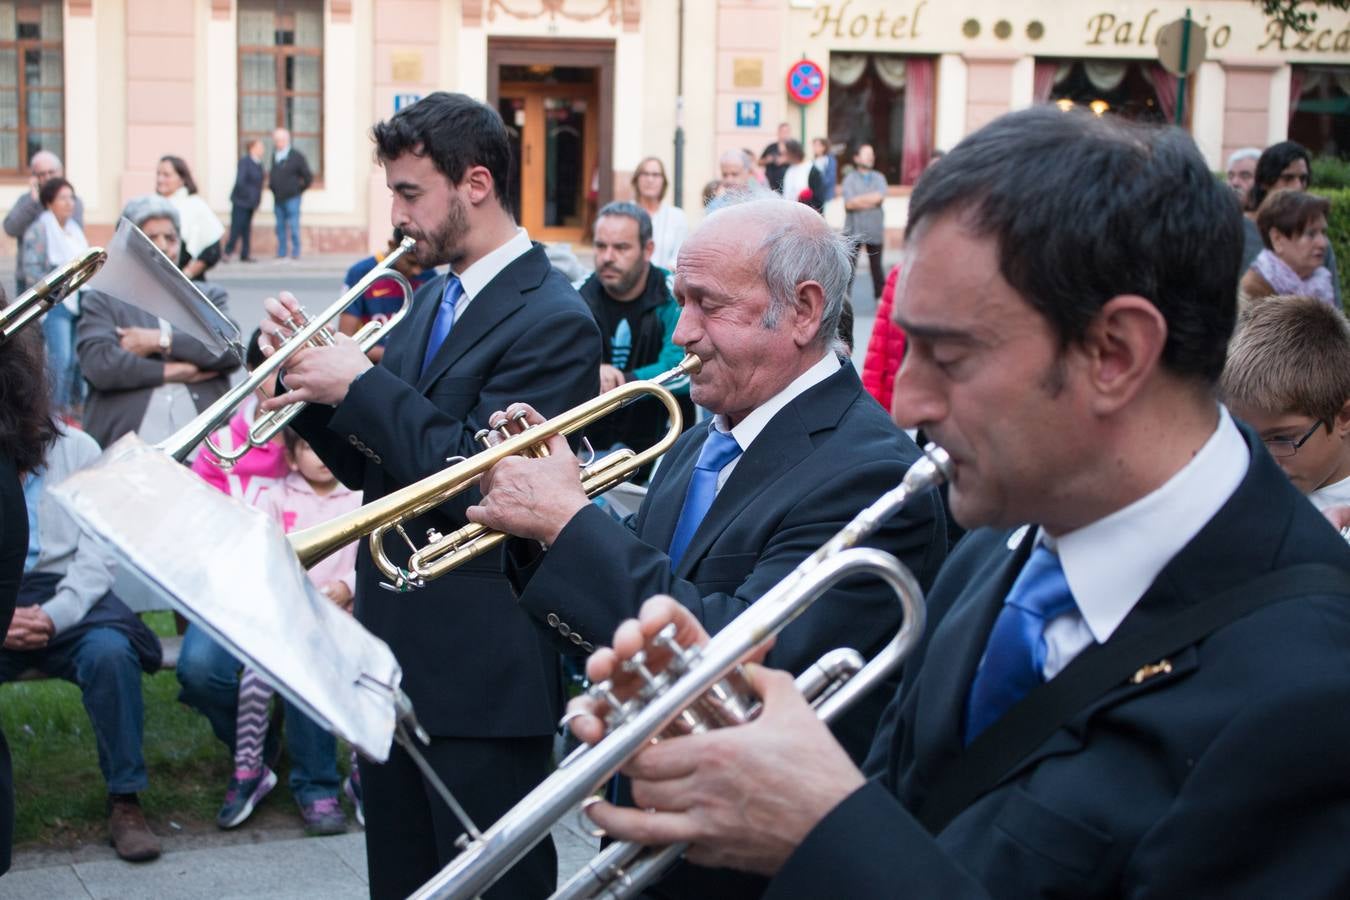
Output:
217,430,363,833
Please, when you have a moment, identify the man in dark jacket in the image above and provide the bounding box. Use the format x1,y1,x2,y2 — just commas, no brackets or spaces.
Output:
575,201,690,478
571,107,1350,900
269,127,313,260
3,150,83,293
224,139,265,262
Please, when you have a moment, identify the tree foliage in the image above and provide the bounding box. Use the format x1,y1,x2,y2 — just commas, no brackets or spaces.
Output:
1262,0,1350,33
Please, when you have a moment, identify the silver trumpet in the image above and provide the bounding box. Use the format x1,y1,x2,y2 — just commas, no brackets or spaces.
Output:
157,236,417,466
410,444,952,900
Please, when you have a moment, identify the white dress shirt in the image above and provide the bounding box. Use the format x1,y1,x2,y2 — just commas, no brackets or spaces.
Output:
1311,473,1350,511
450,227,533,324
1036,406,1250,678
709,351,841,491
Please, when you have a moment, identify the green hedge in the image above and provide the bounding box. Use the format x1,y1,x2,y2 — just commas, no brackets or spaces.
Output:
1316,188,1350,309
1314,156,1350,191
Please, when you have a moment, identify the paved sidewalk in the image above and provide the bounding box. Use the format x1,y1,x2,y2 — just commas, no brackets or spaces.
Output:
4,812,597,899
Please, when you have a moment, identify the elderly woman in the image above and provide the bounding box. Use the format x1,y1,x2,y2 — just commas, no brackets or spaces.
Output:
20,177,89,414
75,195,240,450
1239,141,1341,307
155,155,225,281
631,156,687,272
1241,189,1335,307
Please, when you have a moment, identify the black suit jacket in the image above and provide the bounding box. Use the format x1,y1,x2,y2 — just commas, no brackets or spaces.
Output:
507,362,948,758
229,155,264,209
767,427,1350,899
291,243,600,738
508,362,947,898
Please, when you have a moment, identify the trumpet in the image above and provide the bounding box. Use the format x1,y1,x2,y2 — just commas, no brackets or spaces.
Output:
288,353,701,591
156,236,417,466
409,444,952,900
0,247,107,342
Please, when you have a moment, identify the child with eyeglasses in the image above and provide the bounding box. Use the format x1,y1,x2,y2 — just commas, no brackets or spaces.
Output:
1220,296,1350,524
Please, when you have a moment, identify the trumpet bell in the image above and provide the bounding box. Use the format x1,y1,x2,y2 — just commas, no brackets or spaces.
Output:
0,246,107,342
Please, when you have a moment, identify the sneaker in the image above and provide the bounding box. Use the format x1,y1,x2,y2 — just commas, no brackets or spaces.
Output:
108,794,161,862
300,796,347,836
343,770,364,827
217,767,278,829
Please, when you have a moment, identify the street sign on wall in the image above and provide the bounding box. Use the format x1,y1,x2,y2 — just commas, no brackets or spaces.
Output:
736,99,762,128
786,59,825,105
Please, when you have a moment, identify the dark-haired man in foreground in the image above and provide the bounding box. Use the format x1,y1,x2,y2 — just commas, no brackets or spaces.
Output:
574,108,1350,896
258,91,600,899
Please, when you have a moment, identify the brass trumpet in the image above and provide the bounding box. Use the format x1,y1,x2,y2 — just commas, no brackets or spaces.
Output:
288,353,702,591
0,247,107,342
156,236,416,466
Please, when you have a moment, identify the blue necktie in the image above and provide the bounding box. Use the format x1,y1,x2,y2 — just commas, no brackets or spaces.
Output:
668,427,742,569
420,275,463,376
963,544,1078,745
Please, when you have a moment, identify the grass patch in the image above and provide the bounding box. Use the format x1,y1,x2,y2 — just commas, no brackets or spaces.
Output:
0,612,313,846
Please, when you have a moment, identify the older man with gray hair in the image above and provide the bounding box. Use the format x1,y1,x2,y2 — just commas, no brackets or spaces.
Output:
75,195,239,449
466,195,947,898
1227,147,1261,206
4,150,84,293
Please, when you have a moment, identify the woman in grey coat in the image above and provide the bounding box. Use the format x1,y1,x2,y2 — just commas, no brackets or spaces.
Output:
75,196,239,450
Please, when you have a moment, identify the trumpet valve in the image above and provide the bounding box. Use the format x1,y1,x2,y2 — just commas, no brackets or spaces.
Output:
474,428,494,448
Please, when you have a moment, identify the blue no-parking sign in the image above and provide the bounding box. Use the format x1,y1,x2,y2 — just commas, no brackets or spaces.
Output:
785,60,825,105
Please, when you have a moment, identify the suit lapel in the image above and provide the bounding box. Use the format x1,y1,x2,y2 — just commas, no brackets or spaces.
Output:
397,272,446,386
642,431,703,556
669,363,858,579
413,244,545,393
904,528,1033,792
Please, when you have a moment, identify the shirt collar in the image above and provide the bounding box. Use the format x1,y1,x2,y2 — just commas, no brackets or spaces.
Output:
1045,405,1249,644
712,351,840,451
454,228,533,302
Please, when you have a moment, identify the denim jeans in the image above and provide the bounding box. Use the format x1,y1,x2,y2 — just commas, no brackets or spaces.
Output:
0,627,147,793
274,196,302,258
41,303,82,412
176,623,338,804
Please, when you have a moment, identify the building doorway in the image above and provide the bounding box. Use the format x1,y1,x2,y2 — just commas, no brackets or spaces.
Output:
489,39,614,244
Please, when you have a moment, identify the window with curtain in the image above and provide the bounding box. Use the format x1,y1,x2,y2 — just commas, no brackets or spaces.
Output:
0,0,63,176
826,52,935,187
1290,66,1350,158
238,0,323,178
1038,58,1178,125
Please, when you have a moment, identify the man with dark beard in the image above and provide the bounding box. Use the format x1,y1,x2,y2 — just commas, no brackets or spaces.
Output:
256,91,600,899
576,201,691,480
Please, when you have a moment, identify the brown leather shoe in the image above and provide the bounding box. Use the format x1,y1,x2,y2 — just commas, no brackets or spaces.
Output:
108,795,161,862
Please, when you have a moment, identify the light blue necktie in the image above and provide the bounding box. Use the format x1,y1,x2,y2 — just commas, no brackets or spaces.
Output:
963,544,1078,745
668,427,742,569
420,275,463,376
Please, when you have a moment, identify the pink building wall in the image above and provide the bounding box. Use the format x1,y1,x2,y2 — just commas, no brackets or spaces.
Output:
122,0,197,207
1223,66,1275,165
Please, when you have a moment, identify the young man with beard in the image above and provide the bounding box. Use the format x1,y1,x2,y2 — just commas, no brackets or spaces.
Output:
257,91,600,899
575,202,691,476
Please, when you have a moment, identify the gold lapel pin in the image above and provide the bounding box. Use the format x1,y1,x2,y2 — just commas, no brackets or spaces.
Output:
1130,659,1174,685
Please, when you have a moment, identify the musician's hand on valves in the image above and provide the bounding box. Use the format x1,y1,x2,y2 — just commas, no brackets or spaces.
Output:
575,596,861,876
466,403,589,546
258,291,372,411
257,291,306,357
